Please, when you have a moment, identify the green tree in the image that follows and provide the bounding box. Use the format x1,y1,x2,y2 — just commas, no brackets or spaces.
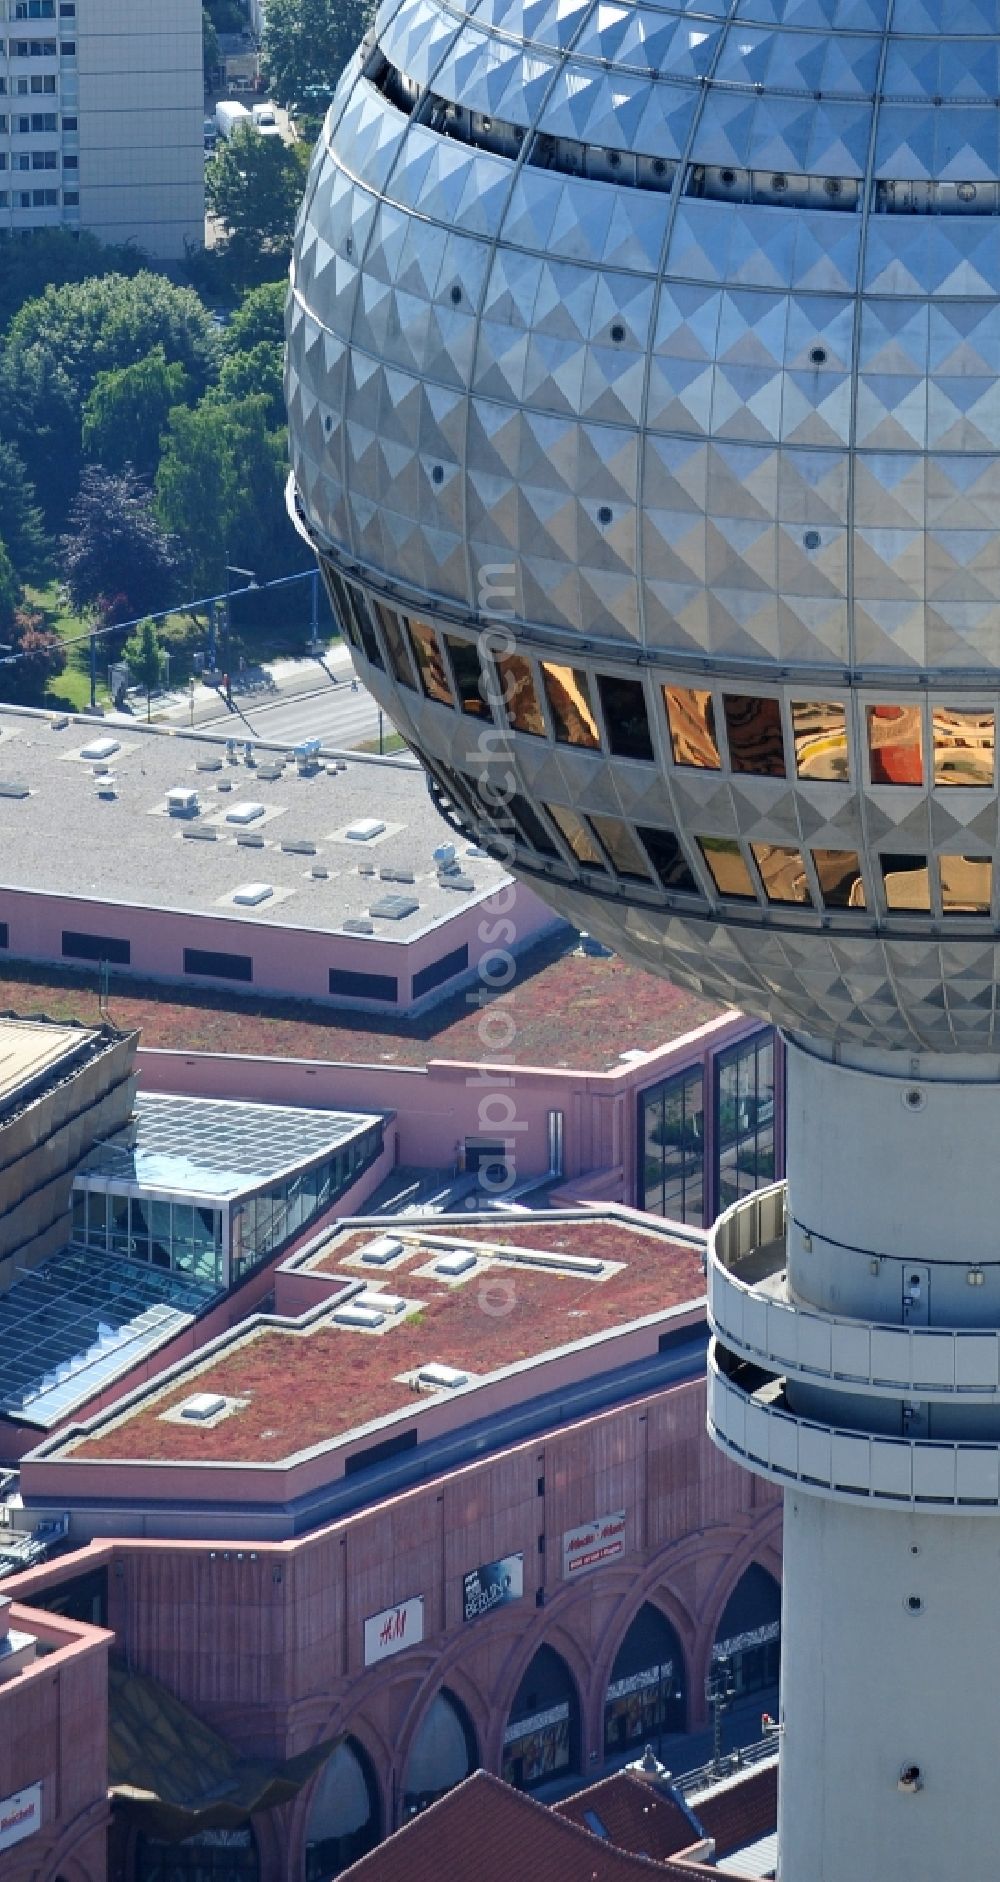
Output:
156,394,300,596
0,443,48,583
213,341,284,428
263,0,373,112
206,125,308,283
0,539,20,638
0,227,147,336
0,602,68,707
122,616,165,720
61,467,180,619
82,346,192,479
202,5,221,79
226,280,287,354
1,272,220,523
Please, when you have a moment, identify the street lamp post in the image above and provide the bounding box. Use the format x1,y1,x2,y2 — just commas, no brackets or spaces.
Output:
223,563,257,700
705,1656,736,1776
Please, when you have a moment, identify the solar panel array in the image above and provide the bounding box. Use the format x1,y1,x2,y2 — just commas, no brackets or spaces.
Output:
78,1093,380,1192
0,1245,214,1429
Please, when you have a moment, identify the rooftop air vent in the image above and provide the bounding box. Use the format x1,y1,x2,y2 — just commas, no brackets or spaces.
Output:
167,787,200,816
226,801,266,825
343,917,374,933
256,763,283,782
438,873,475,892
236,831,265,848
346,818,386,841
196,756,224,772
179,1391,227,1421
0,781,30,800
433,843,456,865
433,1251,477,1277
233,882,274,906
417,1362,469,1390
359,1235,404,1266
356,1291,407,1315
380,868,415,883
333,1303,387,1329
80,737,120,761
311,866,330,880
183,825,218,841
281,837,317,854
370,894,419,921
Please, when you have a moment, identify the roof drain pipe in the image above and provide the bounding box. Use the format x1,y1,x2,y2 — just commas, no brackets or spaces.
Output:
547,1108,564,1180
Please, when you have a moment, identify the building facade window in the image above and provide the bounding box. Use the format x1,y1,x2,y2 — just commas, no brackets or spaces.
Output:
411,943,469,1000
183,947,252,981
639,1065,704,1225
62,929,130,964
329,967,398,1003
715,1030,776,1214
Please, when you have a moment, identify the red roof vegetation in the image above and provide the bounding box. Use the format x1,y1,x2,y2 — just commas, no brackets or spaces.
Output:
68,1215,705,1465
0,939,724,1074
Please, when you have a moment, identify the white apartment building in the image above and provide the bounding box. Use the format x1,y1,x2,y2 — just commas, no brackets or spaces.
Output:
0,0,203,259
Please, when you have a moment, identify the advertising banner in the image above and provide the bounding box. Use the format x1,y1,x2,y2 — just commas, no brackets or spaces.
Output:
363,1594,424,1666
463,1552,524,1622
562,1510,626,1578
0,1784,41,1855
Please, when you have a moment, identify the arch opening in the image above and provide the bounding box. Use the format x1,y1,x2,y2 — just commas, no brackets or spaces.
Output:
401,1688,478,1818
502,1644,580,1792
604,1601,687,1758
712,1564,781,1699
304,1737,381,1882
135,1826,259,1882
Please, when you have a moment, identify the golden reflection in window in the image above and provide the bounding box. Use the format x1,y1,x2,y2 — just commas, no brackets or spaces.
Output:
750,844,812,905
812,849,866,910
406,619,454,706
722,695,786,777
940,854,992,914
791,700,849,781
541,663,601,748
444,635,488,717
494,654,546,737
663,686,721,769
932,707,995,788
587,815,651,880
373,602,416,690
867,705,923,786
697,837,757,900
880,854,931,911
546,803,607,869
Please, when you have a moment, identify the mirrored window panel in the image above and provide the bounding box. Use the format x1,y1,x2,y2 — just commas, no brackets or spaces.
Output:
663,687,721,770
880,853,931,911
587,815,652,880
750,844,812,905
343,585,385,671
637,826,699,893
596,675,655,762
541,663,601,748
444,635,488,716
494,654,546,737
508,793,560,858
932,707,995,788
867,705,923,786
406,619,454,706
546,803,607,869
812,849,866,910
373,601,417,690
791,700,849,781
722,696,786,777
698,837,757,900
940,854,992,914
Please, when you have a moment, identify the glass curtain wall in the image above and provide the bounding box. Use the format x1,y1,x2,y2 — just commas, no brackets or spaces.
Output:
639,1068,705,1225
72,1190,224,1286
715,1031,776,1213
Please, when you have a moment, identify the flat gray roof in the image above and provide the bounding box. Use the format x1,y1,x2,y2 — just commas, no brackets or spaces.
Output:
0,712,511,942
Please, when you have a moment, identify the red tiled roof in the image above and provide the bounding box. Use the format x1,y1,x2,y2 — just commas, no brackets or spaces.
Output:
555,1772,697,1862
692,1763,778,1858
339,1771,681,1882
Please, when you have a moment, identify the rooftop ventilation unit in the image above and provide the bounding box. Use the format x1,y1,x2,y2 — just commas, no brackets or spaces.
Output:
333,1303,386,1329
80,737,121,761
167,787,200,817
370,894,419,921
196,756,224,773
183,825,218,841
311,866,330,880
356,1291,406,1315
417,1362,468,1390
226,801,266,825
380,868,415,883
433,843,456,865
281,837,316,854
433,1251,477,1278
343,917,374,933
346,818,386,841
359,1235,403,1265
256,763,283,782
236,831,265,848
233,882,273,906
0,781,30,800
178,1392,228,1421
439,873,475,892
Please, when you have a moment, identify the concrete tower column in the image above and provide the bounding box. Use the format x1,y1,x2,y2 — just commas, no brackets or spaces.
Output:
708,1034,1000,1882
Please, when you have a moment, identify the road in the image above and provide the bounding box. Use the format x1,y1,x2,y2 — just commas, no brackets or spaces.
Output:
201,677,395,753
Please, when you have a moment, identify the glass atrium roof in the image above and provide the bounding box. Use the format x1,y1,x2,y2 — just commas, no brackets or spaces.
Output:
76,1094,383,1201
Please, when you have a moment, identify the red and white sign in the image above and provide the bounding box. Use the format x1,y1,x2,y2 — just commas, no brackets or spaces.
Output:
363,1594,424,1666
562,1511,626,1578
0,1783,41,1854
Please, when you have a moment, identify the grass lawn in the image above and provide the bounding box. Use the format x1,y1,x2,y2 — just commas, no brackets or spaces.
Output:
23,579,109,712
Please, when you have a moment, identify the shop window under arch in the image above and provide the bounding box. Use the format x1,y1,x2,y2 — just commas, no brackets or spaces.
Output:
502,1645,580,1792
402,1689,477,1818
711,1564,781,1700
604,1602,687,1758
304,1737,381,1882
136,1826,259,1882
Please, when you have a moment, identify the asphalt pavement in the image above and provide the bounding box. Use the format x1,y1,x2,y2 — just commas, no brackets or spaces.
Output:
200,677,388,751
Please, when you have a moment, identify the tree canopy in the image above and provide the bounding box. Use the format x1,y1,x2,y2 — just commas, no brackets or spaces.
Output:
205,126,308,284
0,227,147,336
61,467,181,620
155,395,300,596
0,443,48,583
0,539,20,638
82,347,192,479
226,280,288,354
263,0,373,113
123,616,165,719
212,341,285,430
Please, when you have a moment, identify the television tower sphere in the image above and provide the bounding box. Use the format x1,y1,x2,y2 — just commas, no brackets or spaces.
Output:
286,0,1000,1053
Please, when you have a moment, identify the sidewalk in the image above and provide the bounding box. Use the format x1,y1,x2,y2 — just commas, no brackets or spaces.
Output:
106,643,356,729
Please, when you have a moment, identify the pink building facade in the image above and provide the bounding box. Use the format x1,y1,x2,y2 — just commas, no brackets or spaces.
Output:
0,1600,110,1882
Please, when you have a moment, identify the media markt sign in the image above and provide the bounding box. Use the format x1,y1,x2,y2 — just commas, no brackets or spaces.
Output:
0,1782,42,1855
562,1511,627,1578
463,1553,524,1623
363,1595,424,1666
